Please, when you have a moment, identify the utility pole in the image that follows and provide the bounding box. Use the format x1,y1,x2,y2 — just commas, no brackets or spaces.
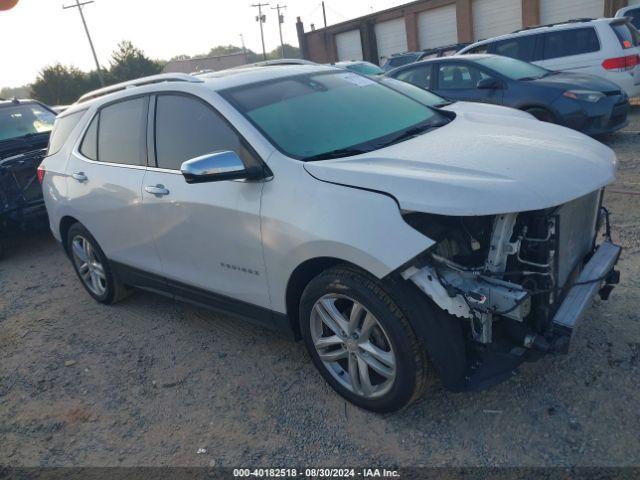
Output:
271,4,286,58
322,1,327,28
251,3,269,60
63,0,104,86
239,33,248,63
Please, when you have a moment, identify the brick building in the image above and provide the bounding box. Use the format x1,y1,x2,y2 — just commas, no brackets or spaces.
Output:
296,0,635,65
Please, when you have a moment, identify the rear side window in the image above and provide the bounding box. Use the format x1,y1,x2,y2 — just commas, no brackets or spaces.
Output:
154,94,256,171
493,35,538,62
47,110,85,156
80,114,98,161
464,43,490,55
98,97,148,166
394,64,433,89
542,28,600,60
611,21,640,49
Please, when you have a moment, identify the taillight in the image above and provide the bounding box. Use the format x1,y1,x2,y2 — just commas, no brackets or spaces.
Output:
602,54,640,71
37,164,46,184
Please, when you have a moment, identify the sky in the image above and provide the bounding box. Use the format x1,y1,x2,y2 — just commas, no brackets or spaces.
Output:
0,0,408,89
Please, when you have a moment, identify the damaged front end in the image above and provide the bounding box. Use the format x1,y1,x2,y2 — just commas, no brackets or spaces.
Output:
399,190,621,390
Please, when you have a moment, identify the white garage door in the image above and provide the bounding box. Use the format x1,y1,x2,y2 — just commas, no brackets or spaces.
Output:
629,0,640,6
418,5,458,49
540,0,604,24
375,18,408,64
336,29,363,61
472,0,522,41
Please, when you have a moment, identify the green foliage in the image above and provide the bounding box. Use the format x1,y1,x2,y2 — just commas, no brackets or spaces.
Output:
31,64,90,105
0,85,31,100
109,40,164,83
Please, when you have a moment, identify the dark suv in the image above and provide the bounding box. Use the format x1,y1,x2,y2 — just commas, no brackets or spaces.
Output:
0,99,56,257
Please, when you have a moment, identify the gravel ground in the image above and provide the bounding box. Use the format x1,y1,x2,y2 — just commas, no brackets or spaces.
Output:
1,109,639,468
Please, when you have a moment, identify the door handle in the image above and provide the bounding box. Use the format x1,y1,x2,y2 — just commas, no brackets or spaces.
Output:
71,172,88,182
145,184,170,196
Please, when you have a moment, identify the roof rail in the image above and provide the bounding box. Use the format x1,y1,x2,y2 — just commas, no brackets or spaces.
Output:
512,17,596,33
76,73,203,104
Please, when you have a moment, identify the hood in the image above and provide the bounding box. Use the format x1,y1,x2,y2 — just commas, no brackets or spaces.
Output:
304,111,616,216
529,71,623,93
443,101,535,120
0,133,50,160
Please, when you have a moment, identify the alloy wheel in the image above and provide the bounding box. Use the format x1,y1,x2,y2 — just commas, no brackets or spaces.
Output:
310,294,397,399
71,235,107,297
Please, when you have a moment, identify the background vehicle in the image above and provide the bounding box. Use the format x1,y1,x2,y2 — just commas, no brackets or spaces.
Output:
616,4,640,30
40,68,620,412
382,43,471,72
0,98,56,257
457,18,640,98
333,60,384,75
377,76,536,120
386,54,630,135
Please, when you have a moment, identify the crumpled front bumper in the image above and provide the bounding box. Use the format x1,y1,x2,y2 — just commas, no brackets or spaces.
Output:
552,240,622,352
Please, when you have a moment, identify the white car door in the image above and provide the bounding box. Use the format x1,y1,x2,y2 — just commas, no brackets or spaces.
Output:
141,93,271,311
66,96,163,276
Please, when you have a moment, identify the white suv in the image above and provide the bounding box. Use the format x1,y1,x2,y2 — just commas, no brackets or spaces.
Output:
458,18,640,98
40,66,621,412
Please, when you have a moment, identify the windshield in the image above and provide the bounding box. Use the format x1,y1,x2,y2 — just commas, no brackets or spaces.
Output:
222,71,448,160
474,56,550,80
378,77,449,107
0,103,56,142
345,62,385,76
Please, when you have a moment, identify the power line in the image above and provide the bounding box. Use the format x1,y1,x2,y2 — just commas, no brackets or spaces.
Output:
271,4,287,58
62,0,104,86
251,3,269,60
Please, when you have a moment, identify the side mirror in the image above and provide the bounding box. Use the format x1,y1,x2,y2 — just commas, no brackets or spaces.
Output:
477,77,502,89
180,151,263,184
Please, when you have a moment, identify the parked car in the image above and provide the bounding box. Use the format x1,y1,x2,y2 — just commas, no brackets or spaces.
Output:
40,68,620,412
386,54,630,135
616,4,640,30
382,43,471,71
0,99,56,257
457,18,640,98
333,60,385,75
378,76,536,120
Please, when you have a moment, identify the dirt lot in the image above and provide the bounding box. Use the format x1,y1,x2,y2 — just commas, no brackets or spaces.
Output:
1,109,639,468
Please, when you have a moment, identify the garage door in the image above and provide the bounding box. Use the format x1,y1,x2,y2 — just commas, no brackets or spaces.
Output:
540,0,604,24
418,5,458,49
375,18,408,64
336,29,363,61
472,0,522,41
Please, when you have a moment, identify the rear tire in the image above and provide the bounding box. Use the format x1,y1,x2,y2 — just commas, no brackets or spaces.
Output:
299,265,430,412
66,223,130,304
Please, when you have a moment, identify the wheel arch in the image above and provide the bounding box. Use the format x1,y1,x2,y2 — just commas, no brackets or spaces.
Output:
285,256,366,338
59,215,81,254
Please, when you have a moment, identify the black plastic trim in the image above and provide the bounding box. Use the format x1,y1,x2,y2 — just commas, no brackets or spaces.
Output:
111,261,293,338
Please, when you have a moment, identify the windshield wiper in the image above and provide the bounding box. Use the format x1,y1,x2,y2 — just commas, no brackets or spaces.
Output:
303,147,371,162
374,119,448,149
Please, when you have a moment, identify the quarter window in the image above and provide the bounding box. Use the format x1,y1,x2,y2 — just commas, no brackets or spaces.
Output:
97,97,148,166
542,28,600,60
154,94,256,171
47,110,85,156
80,114,98,161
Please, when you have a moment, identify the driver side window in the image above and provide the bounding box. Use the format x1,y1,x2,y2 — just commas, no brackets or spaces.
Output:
437,63,490,90
154,94,258,171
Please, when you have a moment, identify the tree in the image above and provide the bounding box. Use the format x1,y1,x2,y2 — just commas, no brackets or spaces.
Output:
267,43,301,60
0,85,31,99
109,40,164,83
31,64,88,105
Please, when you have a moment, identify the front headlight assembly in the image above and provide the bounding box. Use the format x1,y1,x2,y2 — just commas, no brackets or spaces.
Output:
563,90,605,103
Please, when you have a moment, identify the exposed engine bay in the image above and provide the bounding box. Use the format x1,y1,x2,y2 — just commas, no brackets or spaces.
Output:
401,190,621,355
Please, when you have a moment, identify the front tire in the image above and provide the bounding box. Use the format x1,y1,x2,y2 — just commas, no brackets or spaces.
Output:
66,223,129,304
300,265,430,412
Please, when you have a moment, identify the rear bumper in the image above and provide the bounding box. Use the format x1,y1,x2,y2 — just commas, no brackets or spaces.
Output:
552,240,622,347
